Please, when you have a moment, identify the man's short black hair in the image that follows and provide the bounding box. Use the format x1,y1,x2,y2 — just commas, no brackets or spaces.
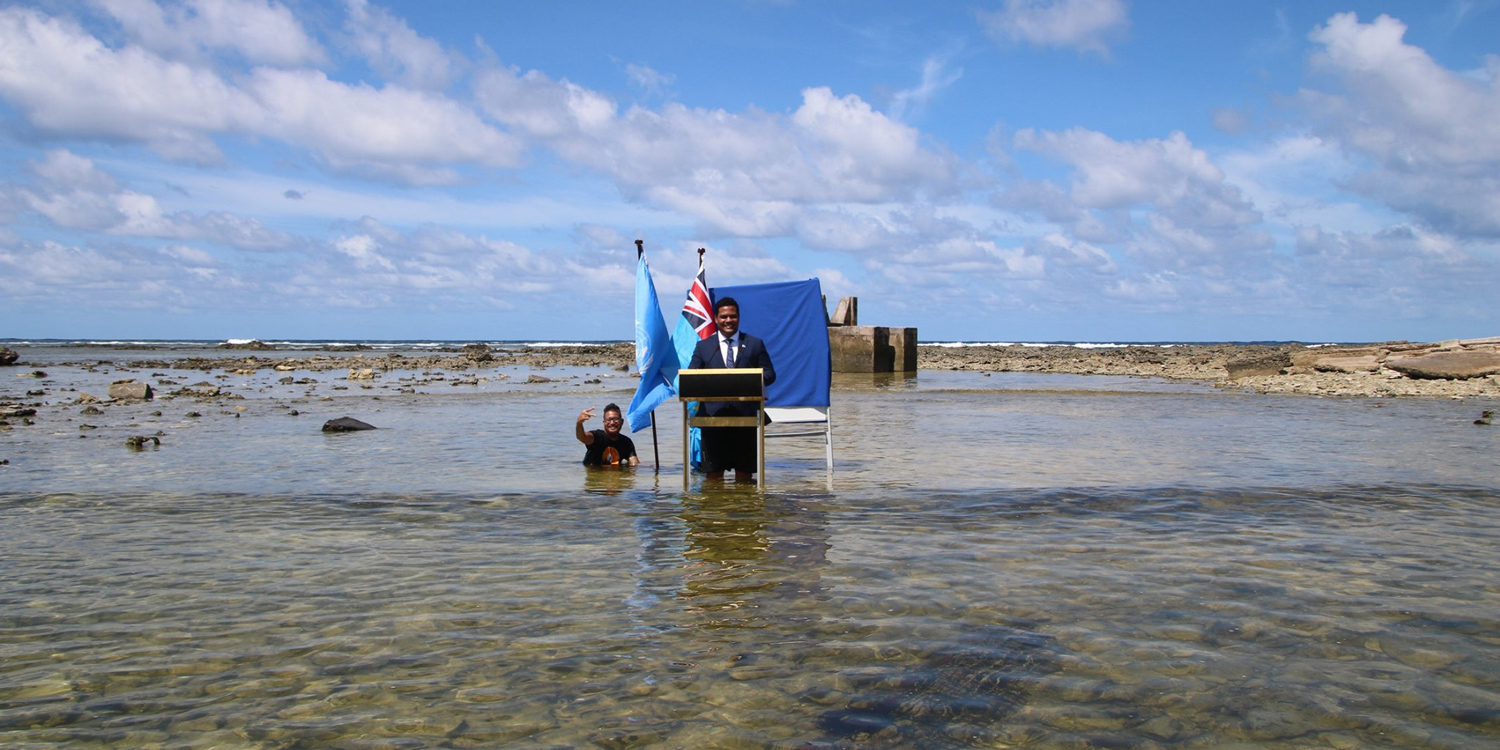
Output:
604,403,622,415
714,297,739,313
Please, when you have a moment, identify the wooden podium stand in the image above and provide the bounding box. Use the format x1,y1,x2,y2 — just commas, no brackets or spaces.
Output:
679,368,766,489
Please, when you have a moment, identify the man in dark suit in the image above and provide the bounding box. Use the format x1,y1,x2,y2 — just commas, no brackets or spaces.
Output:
688,297,776,480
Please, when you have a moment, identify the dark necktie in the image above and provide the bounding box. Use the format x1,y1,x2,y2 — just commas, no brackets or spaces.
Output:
725,338,736,367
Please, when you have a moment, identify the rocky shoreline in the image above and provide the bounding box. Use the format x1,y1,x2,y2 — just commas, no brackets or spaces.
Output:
919,338,1500,398
3,338,1499,401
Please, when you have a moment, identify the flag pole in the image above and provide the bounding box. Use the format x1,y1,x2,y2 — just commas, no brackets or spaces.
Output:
637,239,661,473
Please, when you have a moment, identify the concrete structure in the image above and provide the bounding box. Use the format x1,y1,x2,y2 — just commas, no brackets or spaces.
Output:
825,296,917,373
829,325,918,373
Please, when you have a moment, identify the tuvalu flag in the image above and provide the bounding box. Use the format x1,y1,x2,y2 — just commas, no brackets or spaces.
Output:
625,246,677,432
672,249,715,470
672,249,715,379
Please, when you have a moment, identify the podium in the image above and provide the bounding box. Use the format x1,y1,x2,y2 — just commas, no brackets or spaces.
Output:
679,368,766,489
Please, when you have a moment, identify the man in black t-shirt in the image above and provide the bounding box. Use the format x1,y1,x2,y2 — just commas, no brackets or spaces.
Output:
575,403,639,466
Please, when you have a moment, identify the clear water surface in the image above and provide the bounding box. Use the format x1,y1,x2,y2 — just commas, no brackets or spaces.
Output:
2,344,1498,749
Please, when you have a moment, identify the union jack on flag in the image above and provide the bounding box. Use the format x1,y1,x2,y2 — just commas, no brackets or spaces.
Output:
679,253,714,342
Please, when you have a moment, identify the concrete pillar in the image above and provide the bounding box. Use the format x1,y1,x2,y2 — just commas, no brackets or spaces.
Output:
830,326,918,373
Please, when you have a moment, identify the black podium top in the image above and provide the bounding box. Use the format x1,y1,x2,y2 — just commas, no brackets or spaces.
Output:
678,368,765,401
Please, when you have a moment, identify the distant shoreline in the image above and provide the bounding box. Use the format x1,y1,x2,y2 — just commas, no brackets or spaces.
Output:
3,338,1498,399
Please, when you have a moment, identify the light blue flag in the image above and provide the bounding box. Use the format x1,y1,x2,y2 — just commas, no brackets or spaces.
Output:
626,252,677,432
670,253,713,469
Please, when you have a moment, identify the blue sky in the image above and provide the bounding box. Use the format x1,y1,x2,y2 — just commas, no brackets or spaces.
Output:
1,0,1497,342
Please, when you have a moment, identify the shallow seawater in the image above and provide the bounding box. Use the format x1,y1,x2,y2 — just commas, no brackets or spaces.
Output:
2,347,1499,748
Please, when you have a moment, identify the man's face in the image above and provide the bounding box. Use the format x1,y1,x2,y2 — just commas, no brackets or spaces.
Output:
715,305,739,338
603,410,624,435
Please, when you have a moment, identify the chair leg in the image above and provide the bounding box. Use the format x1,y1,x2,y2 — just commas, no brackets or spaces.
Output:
824,412,833,472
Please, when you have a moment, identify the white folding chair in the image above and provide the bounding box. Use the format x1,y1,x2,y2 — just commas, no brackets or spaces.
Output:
763,406,833,472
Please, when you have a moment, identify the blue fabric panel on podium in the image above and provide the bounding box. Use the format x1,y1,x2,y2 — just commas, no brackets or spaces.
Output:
709,278,831,408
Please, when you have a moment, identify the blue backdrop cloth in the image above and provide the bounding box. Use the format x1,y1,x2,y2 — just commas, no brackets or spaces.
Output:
709,278,831,408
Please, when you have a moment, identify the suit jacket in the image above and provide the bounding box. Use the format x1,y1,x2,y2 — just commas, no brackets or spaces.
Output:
688,332,776,417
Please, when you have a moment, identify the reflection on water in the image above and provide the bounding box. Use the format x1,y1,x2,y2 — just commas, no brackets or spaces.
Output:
3,485,1500,749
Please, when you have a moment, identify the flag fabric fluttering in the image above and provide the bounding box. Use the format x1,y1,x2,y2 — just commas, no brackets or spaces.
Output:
672,249,715,470
625,247,678,432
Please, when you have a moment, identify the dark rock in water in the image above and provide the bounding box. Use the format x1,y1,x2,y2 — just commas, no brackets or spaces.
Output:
812,624,1063,745
526,374,554,384
0,347,18,366
108,381,153,401
1386,350,1500,380
323,416,377,432
1225,351,1291,379
463,343,494,362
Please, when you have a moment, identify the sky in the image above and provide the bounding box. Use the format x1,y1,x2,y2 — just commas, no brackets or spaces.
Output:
1,0,1497,343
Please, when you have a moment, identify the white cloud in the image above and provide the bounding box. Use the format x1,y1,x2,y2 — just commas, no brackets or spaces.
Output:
1030,232,1114,270
1292,224,1496,316
246,68,523,181
0,6,519,180
1302,12,1500,236
889,55,963,120
11,150,293,249
95,0,325,67
978,0,1129,57
160,244,217,265
476,68,965,233
343,0,458,90
1106,272,1178,304
0,7,259,161
625,63,675,95
1002,128,1269,272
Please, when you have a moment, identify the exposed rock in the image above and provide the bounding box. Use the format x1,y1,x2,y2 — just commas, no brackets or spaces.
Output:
322,416,377,432
75,393,101,404
125,435,161,449
348,368,377,380
0,347,18,366
218,340,275,350
1312,354,1382,373
526,374,554,384
1290,346,1385,368
462,343,494,362
170,384,221,398
108,381,154,401
1225,351,1292,379
1385,351,1500,380
1,405,37,418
